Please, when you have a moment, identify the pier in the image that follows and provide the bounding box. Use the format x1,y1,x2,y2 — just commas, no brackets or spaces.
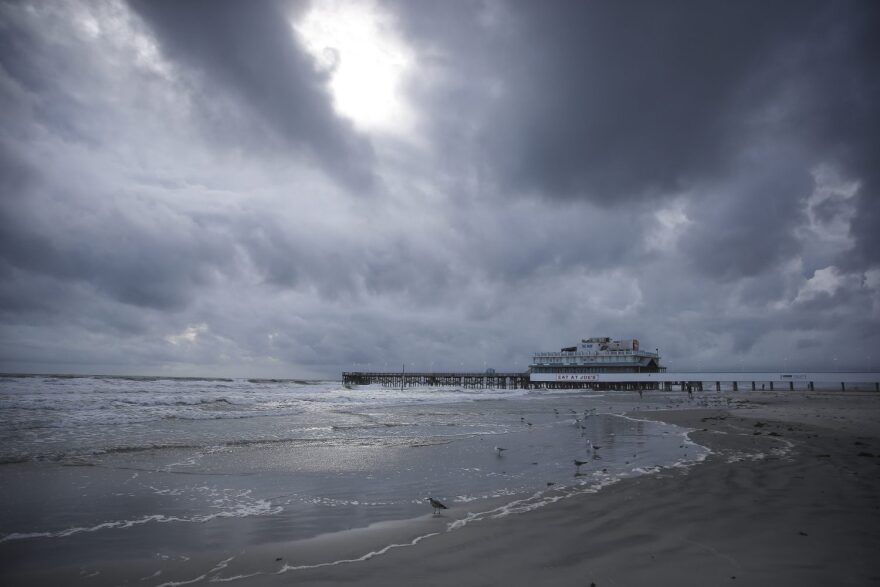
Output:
343,370,880,391
343,371,530,389
531,371,880,391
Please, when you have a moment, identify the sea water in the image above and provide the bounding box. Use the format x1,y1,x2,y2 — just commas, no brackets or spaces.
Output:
0,375,713,581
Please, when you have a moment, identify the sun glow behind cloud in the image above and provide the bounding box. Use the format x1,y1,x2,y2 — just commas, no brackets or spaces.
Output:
294,0,416,133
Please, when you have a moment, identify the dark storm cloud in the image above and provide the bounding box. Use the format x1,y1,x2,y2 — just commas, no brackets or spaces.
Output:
0,4,231,311
394,0,880,272
223,205,461,303
128,0,375,188
0,143,231,312
680,152,813,280
395,1,796,196
811,194,851,226
483,0,807,200
0,188,234,311
791,1,880,269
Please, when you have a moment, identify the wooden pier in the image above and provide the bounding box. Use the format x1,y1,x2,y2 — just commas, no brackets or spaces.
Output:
343,371,531,389
342,371,660,390
344,370,880,391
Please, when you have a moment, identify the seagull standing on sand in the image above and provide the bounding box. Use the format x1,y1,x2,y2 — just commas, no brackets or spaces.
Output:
426,497,448,515
574,459,588,470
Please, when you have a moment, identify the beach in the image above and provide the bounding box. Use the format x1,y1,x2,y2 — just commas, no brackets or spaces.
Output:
216,391,880,586
298,392,878,587
2,383,879,585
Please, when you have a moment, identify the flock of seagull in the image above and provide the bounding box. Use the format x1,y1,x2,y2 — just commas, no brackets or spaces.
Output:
427,406,604,515
426,392,730,514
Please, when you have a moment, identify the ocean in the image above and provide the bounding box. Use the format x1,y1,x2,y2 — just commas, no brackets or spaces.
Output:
0,374,714,584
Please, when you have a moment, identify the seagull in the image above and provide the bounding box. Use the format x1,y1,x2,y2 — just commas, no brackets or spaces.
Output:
494,446,507,456
426,497,448,515
574,459,588,469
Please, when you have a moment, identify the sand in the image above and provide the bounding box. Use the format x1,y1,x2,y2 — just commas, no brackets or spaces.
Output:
255,391,880,586
8,390,880,586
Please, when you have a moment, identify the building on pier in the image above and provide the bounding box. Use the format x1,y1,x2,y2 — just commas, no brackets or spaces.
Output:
528,337,664,389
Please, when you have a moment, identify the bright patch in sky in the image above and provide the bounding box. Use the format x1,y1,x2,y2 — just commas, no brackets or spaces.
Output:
646,200,691,253
294,0,415,133
804,165,859,246
166,324,208,346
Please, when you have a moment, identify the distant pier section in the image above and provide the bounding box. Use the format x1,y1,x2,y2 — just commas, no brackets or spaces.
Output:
343,371,530,389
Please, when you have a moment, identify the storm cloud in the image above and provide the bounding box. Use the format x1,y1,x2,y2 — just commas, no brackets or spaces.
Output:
0,0,877,377
128,0,375,188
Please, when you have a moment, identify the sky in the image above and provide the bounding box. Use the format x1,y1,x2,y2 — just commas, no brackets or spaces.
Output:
1,0,878,378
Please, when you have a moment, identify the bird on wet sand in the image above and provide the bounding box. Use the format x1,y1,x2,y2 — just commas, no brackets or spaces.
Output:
574,459,588,470
495,446,507,456
426,497,448,515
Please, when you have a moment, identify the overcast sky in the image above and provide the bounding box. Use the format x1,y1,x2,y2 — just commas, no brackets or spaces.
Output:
1,0,878,378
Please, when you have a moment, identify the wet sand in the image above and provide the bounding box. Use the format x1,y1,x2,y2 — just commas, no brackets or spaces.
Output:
9,391,880,586
257,391,880,586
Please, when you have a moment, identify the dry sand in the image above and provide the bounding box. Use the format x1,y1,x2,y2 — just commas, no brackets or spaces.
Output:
252,391,880,586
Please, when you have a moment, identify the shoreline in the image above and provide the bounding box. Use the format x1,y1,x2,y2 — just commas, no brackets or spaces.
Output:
5,390,880,585
241,391,880,586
